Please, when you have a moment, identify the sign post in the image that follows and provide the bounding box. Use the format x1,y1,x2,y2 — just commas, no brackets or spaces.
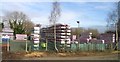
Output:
24,36,28,52
7,39,9,52
25,40,27,52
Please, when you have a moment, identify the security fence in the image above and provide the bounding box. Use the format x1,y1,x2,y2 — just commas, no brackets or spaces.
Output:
71,43,106,52
9,40,31,52
8,40,117,52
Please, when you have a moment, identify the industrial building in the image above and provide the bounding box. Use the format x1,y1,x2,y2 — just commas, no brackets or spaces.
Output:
41,24,71,42
40,24,71,50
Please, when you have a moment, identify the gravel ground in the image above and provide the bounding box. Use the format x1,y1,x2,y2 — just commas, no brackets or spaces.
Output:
2,51,120,60
2,46,120,60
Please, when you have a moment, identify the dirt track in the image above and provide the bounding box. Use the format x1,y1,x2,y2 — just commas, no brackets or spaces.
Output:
2,51,119,60
23,54,119,60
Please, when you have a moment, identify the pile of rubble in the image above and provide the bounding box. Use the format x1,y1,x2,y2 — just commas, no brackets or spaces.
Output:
57,53,71,57
24,52,47,58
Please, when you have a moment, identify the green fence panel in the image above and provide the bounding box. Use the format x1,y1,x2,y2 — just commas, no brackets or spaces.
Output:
88,43,92,51
71,44,77,51
93,44,96,51
84,43,88,51
79,44,84,51
100,44,105,51
99,44,102,50
47,41,55,51
78,43,106,51
10,41,31,52
95,44,105,51
79,43,87,51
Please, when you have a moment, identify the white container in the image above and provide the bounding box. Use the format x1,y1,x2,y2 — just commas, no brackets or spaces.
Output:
61,30,65,32
67,33,71,35
60,33,66,35
34,38,39,41
34,41,40,43
60,39,64,41
66,45,70,47
61,27,66,28
60,36,66,38
67,30,71,32
61,41,65,44
34,44,39,47
34,34,39,38
34,31,40,34
66,41,71,44
102,40,105,44
66,39,70,41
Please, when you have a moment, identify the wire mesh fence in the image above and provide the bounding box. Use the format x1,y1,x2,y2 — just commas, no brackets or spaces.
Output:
8,40,116,52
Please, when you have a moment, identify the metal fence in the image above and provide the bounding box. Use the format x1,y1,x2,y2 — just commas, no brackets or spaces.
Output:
9,40,115,52
71,43,106,52
10,40,31,52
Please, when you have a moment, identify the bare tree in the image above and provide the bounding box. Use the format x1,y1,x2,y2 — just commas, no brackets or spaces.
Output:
71,28,84,35
49,1,61,52
106,2,119,50
23,20,35,35
4,11,34,35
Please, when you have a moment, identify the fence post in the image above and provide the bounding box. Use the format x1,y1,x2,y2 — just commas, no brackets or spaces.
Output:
25,40,28,52
7,39,10,52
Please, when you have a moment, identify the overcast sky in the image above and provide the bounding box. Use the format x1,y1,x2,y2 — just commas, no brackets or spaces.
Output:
0,0,117,28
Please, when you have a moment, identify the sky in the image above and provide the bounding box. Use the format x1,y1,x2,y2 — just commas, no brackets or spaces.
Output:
0,0,117,29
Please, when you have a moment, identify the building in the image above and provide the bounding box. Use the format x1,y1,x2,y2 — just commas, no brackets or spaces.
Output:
40,24,71,50
2,19,14,40
41,24,71,43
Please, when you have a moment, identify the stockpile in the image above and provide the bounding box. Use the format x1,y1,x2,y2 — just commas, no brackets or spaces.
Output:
24,52,47,58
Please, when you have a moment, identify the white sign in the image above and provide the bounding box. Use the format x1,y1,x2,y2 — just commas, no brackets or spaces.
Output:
2,32,14,40
2,35,10,39
2,33,13,36
2,28,13,32
113,34,115,43
87,38,89,43
102,40,105,44
16,34,27,40
72,35,76,41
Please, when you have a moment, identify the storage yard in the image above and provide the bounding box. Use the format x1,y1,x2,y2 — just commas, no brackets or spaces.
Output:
1,23,120,60
0,1,120,61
